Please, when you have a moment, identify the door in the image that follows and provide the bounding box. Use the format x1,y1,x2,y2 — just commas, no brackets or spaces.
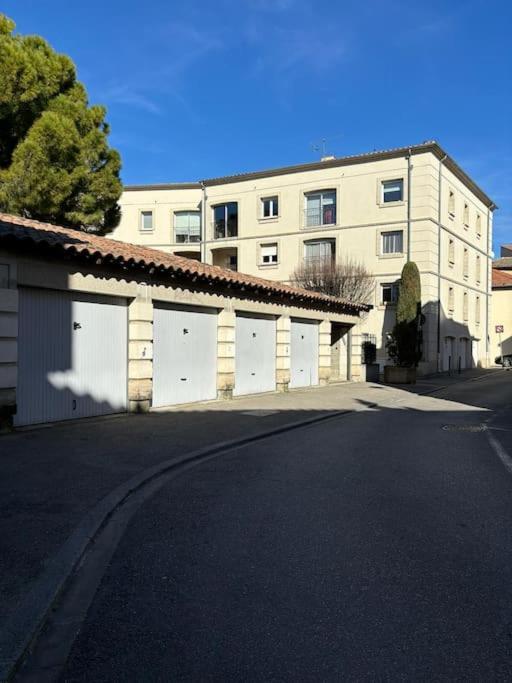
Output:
460,338,468,370
443,337,453,372
290,319,319,388
234,314,276,396
153,305,218,407
15,288,127,426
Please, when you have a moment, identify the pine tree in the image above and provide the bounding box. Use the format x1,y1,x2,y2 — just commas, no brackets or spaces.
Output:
0,15,121,233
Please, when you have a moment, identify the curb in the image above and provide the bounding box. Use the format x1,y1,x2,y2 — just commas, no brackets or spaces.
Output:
0,406,371,682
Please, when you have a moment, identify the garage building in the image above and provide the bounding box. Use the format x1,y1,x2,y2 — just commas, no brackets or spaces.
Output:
0,213,370,428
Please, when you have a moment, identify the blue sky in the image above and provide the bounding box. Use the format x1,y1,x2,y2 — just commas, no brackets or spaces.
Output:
3,0,511,249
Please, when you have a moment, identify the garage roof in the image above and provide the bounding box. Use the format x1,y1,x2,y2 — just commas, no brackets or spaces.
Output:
0,213,370,314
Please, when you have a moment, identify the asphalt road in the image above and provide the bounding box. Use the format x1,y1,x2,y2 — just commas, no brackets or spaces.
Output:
39,374,512,680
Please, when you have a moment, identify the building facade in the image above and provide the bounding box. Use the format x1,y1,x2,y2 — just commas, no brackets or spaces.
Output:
112,142,496,374
490,247,512,363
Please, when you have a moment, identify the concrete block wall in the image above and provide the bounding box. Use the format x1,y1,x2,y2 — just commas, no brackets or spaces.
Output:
128,289,153,413
318,320,332,385
276,316,291,391
0,257,18,428
217,309,236,399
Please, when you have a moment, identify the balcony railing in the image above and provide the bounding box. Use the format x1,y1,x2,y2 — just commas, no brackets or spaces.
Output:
211,221,238,240
175,233,201,244
303,206,336,228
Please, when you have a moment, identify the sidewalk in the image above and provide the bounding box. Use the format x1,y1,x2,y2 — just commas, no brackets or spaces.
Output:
0,370,498,675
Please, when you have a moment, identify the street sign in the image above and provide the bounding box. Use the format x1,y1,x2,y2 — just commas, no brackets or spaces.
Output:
496,325,504,333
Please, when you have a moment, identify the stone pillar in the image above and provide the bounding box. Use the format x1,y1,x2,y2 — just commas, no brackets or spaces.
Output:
217,309,235,399
128,287,153,413
349,325,363,382
276,315,291,391
318,319,332,385
0,271,18,430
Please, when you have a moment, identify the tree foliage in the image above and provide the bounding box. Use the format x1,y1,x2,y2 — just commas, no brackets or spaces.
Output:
0,14,121,232
386,261,423,367
291,257,375,305
396,261,421,324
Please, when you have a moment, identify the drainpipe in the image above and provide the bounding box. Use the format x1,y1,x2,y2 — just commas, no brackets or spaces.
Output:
407,148,412,261
200,181,207,263
437,154,447,372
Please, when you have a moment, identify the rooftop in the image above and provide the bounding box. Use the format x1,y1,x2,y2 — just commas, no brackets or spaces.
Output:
493,257,512,270
0,213,369,314
124,141,496,209
492,268,512,288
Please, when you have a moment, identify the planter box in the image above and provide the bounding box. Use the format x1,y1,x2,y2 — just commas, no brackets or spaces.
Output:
362,363,380,383
384,366,417,384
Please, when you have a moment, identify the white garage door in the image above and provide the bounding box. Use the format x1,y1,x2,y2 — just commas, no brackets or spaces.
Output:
234,314,276,396
153,305,217,407
290,319,319,388
15,288,127,426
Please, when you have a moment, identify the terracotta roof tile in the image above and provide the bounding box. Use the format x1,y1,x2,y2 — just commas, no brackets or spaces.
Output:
0,213,369,313
493,267,512,288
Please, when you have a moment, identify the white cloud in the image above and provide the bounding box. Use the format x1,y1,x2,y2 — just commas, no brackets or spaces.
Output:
103,85,162,115
246,23,349,75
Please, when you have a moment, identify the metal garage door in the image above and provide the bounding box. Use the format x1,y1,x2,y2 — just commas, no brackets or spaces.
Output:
290,319,319,388
153,305,217,407
15,288,127,426
234,314,276,396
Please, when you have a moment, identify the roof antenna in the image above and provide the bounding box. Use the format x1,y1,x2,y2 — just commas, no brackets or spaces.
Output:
311,134,341,161
311,138,327,158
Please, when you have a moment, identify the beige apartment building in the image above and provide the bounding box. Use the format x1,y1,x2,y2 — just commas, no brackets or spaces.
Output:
112,141,496,375
490,246,512,364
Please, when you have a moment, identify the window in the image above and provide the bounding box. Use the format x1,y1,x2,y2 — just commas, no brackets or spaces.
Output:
463,291,468,321
304,239,335,264
260,243,278,265
463,248,469,279
476,213,482,238
229,254,237,270
448,190,455,217
463,203,469,227
213,202,238,239
381,282,399,304
476,255,481,284
304,190,336,227
448,287,454,314
448,238,455,265
261,196,278,219
381,230,404,254
174,211,201,243
140,210,154,232
475,296,480,325
382,179,404,203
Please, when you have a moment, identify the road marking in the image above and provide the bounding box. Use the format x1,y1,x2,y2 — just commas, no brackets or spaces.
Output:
485,427,512,476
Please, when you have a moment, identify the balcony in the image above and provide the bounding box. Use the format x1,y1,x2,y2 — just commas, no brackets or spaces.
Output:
211,246,238,271
303,206,336,229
